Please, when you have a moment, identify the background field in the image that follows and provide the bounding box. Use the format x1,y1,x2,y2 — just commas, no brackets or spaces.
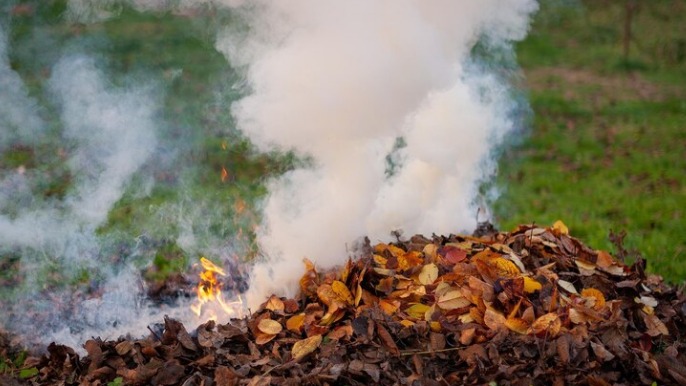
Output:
1,0,685,286
495,0,686,281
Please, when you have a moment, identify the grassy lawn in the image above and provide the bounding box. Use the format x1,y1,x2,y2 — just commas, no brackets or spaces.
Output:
1,0,684,286
494,0,686,281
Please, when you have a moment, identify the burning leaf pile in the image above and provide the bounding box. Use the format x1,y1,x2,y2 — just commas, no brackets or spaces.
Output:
5,222,686,385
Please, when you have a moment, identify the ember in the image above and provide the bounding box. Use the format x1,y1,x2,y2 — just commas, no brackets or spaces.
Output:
6,222,686,385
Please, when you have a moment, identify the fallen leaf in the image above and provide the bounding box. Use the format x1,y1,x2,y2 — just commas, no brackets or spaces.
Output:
523,276,542,293
530,313,562,337
581,288,606,310
418,263,439,285
257,319,282,335
436,290,471,310
505,317,529,334
642,313,669,336
291,335,322,362
332,280,354,305
286,314,305,333
557,280,579,294
552,220,569,235
484,307,506,330
264,295,285,312
405,303,431,319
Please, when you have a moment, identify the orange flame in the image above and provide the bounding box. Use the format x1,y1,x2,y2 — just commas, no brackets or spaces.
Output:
221,167,229,182
190,257,243,321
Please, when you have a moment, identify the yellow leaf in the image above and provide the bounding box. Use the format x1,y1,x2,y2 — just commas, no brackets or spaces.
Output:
552,220,569,235
436,290,471,310
332,280,354,305
429,321,442,332
373,254,388,267
399,320,415,328
286,313,305,333
580,288,606,310
405,303,430,319
257,319,283,335
492,257,520,278
530,313,562,337
523,277,542,293
291,335,322,362
418,263,439,285
505,317,529,334
379,299,399,315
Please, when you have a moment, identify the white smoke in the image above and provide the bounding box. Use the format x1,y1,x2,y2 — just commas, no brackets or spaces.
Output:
1,0,537,348
213,0,538,307
0,48,162,345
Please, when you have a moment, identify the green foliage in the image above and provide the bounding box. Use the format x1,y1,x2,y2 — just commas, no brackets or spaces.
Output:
108,376,124,386
18,367,38,379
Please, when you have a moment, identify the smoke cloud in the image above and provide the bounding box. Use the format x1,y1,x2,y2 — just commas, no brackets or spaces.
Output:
1,0,537,348
214,0,537,307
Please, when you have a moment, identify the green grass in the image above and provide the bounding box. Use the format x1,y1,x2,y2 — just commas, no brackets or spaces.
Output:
494,0,686,282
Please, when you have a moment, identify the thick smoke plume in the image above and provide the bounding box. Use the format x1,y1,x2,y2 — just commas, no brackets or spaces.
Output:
215,0,538,307
1,0,537,348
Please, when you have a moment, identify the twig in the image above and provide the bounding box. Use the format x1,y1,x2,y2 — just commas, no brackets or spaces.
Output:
400,347,462,356
147,326,162,341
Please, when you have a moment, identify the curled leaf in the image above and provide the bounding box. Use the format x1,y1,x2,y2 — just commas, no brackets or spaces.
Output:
581,288,606,310
332,280,354,305
523,276,542,293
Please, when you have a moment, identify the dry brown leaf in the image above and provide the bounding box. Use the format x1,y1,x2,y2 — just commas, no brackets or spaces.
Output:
436,290,471,310
460,327,476,345
376,323,400,356
642,313,669,336
291,334,322,362
484,307,506,330
257,319,282,335
254,331,277,345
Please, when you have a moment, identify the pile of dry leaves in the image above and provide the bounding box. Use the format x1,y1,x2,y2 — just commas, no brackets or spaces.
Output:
4,222,686,385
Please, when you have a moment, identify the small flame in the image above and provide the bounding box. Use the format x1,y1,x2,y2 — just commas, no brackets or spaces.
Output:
190,257,244,321
221,167,229,182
